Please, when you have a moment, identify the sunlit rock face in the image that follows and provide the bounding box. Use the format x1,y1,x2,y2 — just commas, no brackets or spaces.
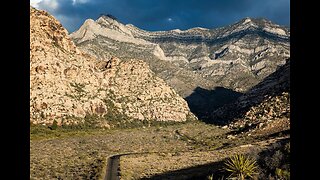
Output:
30,7,196,126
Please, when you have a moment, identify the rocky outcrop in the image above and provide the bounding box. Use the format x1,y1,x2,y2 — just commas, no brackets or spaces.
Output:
242,92,290,122
30,7,196,127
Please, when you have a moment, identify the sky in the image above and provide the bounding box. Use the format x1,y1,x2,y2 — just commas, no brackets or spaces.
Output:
30,0,290,33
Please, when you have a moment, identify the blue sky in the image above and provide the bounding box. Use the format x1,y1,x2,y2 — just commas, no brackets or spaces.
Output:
30,0,290,33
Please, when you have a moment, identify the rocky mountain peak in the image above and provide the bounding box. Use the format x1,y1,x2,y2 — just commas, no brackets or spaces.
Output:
237,17,257,28
237,17,288,36
224,17,287,38
99,13,118,21
96,14,118,25
94,13,134,36
30,6,80,55
238,17,272,26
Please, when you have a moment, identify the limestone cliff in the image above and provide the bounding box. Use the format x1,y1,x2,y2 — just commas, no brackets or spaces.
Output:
71,16,289,93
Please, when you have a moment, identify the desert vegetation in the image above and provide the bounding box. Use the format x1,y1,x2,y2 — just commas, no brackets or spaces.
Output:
223,154,258,179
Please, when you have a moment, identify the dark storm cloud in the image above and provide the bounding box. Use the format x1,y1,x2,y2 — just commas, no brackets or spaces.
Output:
36,0,290,33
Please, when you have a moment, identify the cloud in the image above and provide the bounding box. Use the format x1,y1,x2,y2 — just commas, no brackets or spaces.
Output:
33,0,290,33
38,0,59,11
30,0,43,8
72,0,90,6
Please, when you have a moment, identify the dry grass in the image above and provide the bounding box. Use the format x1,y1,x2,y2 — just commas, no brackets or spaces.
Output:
30,120,288,179
119,138,283,179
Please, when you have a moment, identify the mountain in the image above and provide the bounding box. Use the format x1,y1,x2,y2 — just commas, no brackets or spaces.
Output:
70,15,217,97
211,59,290,135
126,17,289,88
30,7,196,127
70,15,290,119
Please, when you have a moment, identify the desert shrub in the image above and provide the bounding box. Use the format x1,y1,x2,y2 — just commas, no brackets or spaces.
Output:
30,123,54,135
257,140,290,179
265,150,284,170
49,120,58,130
83,114,102,128
65,82,87,100
102,98,130,124
275,168,290,180
223,154,258,180
284,142,290,154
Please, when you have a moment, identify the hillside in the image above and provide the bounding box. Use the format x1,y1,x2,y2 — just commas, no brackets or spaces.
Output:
30,7,196,127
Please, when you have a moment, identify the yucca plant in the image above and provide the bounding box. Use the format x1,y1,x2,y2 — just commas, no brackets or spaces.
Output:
223,154,258,180
207,173,214,180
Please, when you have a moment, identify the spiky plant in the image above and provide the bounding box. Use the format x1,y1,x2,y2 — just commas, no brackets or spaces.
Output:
223,154,258,180
207,173,214,180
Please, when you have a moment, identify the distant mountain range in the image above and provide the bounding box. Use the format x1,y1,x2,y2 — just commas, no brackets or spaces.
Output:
70,15,290,120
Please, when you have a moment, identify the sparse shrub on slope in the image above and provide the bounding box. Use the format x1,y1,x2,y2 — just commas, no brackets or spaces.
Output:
49,120,58,130
275,168,290,180
257,140,290,179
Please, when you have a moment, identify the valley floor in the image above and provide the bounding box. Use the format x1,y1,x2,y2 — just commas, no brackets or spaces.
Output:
30,120,289,179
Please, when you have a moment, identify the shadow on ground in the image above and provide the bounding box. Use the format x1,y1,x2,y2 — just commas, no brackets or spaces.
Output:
184,86,243,123
140,138,290,180
141,159,227,180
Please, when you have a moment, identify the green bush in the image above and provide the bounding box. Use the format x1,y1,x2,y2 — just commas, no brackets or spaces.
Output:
223,154,258,180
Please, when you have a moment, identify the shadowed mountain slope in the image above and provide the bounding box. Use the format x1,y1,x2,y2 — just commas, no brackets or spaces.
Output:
211,59,290,127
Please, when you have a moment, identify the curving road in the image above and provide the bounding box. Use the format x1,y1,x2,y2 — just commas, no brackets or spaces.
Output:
103,136,289,180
